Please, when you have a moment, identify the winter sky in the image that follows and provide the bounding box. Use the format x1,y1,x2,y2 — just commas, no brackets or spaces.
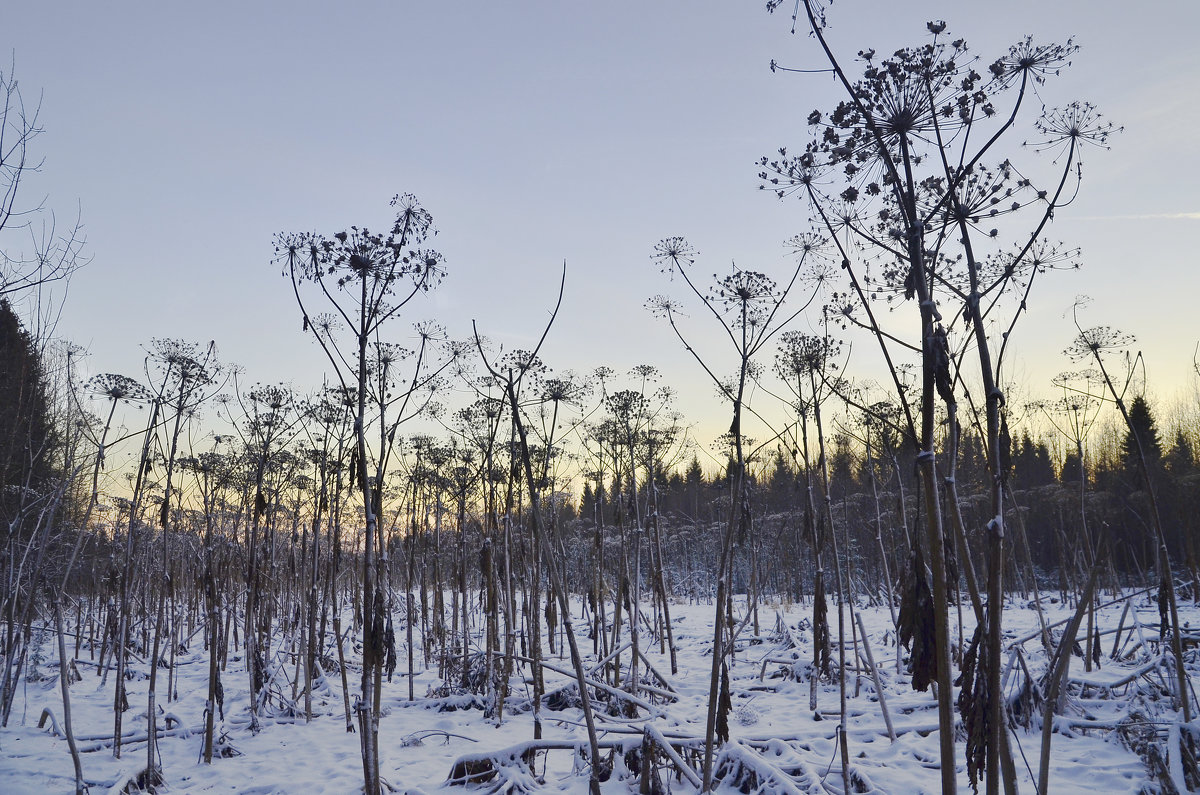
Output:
4,0,1198,443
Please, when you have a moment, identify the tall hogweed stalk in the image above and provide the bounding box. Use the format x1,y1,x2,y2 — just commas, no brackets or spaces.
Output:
761,3,1115,791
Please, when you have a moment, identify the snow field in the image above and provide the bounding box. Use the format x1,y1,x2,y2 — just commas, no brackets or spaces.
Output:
1,590,1192,793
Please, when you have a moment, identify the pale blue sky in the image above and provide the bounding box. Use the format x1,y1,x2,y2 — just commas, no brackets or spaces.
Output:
5,1,1197,443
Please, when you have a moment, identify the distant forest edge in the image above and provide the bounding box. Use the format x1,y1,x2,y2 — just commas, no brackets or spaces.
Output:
1,297,1197,598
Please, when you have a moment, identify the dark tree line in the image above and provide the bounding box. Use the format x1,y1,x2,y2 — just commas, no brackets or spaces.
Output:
569,398,1197,603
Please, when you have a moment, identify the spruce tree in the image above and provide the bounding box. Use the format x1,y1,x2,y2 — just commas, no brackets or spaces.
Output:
0,299,55,542
1122,396,1162,467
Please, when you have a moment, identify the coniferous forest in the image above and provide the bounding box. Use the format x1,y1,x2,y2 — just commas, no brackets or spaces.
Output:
2,3,1198,794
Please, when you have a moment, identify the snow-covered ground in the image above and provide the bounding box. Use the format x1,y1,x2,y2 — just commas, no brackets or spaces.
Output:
1,590,1192,793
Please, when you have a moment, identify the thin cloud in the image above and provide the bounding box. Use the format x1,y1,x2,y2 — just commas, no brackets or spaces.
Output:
1069,212,1200,221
